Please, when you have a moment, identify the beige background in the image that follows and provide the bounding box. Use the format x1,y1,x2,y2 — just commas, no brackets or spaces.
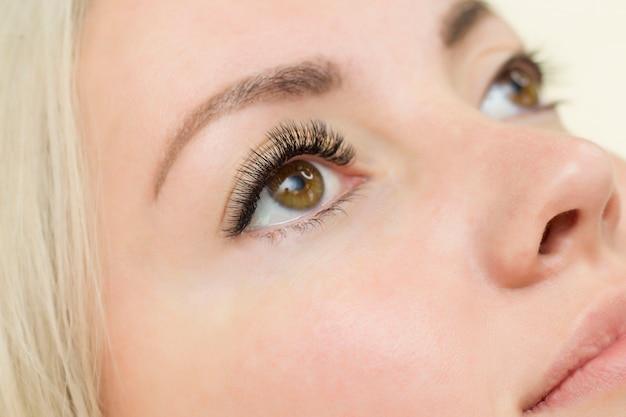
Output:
488,0,626,157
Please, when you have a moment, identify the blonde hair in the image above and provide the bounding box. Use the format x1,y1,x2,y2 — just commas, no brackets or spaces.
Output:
0,1,102,416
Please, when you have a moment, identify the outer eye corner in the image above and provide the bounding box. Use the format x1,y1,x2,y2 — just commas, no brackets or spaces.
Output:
221,199,257,238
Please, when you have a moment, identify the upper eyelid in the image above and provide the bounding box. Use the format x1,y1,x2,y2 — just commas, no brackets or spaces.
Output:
497,52,544,83
154,59,343,199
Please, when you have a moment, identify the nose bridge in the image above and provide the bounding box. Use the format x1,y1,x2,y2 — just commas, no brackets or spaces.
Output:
469,124,618,288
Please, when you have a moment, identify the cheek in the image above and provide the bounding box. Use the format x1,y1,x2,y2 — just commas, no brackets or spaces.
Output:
220,260,484,416
100,258,483,417
233,296,433,415
100,187,489,417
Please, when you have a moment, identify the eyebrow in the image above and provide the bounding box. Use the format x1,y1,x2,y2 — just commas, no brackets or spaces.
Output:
442,0,491,47
154,1,491,197
154,59,341,197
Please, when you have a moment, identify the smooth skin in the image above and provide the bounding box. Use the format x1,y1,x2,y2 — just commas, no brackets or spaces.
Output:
79,0,626,415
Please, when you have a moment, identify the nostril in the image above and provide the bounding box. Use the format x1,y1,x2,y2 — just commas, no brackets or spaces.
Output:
538,210,579,255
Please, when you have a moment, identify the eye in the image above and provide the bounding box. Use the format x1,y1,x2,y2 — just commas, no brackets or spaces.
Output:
248,159,347,230
223,120,359,238
480,54,547,120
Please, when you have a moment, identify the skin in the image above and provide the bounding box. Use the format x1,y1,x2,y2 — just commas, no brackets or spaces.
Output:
79,0,626,415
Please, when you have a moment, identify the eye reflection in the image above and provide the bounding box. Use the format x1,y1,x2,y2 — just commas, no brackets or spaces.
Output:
500,67,539,108
268,160,325,210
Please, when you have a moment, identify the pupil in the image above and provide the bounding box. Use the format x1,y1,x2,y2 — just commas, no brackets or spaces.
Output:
507,69,538,107
280,175,306,193
510,70,529,92
267,160,324,211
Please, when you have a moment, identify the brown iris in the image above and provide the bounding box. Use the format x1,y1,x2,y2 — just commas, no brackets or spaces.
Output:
268,160,324,210
502,67,540,108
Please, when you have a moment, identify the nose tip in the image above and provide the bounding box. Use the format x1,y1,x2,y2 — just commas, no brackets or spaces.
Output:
538,152,620,257
543,141,617,247
485,138,618,289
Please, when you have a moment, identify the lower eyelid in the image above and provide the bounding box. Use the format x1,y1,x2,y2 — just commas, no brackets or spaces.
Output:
245,184,366,242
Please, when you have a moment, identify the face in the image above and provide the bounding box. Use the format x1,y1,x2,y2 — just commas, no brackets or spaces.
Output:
79,0,626,415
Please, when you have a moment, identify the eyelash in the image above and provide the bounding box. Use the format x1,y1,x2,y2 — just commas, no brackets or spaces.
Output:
223,120,355,238
502,51,545,83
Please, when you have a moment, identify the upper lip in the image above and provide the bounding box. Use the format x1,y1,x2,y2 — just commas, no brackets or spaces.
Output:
524,286,626,413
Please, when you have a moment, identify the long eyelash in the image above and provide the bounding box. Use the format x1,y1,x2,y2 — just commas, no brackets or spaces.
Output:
223,120,355,237
526,49,568,107
524,49,560,88
515,50,562,94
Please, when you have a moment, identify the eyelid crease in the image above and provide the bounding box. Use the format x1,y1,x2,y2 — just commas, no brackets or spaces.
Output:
222,119,355,237
154,58,343,198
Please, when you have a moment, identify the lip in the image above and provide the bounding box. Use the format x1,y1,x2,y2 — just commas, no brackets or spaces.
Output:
524,288,626,414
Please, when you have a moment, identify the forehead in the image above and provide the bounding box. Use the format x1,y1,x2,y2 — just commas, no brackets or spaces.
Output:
81,0,457,80
83,0,456,41
79,0,468,163
79,1,519,202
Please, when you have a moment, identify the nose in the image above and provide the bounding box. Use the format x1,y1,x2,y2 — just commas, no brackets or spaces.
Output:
477,127,619,289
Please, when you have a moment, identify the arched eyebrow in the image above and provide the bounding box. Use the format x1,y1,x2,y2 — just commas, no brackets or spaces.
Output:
154,58,341,198
154,1,492,198
442,0,491,47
